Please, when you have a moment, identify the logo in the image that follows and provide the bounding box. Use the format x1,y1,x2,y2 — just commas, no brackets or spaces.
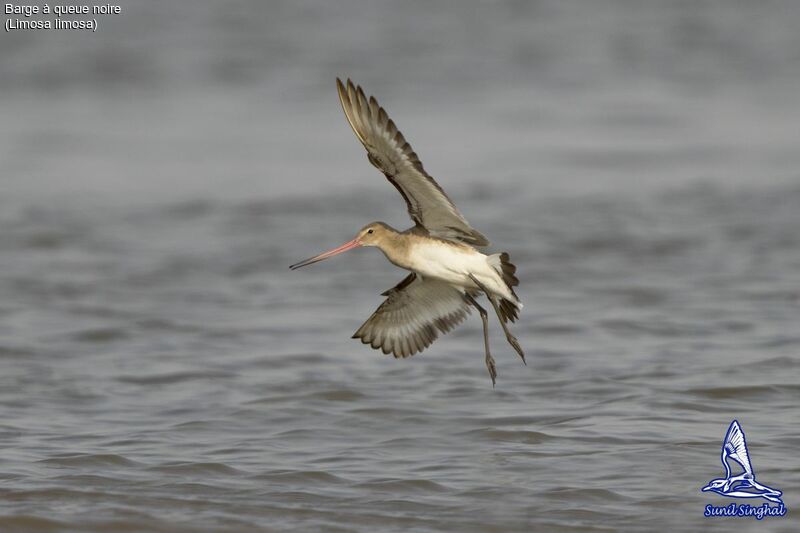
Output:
702,420,787,520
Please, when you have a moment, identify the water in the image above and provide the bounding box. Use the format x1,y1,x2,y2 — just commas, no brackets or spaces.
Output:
1,1,799,531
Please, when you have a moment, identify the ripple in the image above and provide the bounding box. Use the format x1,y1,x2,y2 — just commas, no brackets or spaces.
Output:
0,515,66,531
594,286,669,307
307,389,365,402
0,345,35,358
541,487,629,503
599,319,706,338
39,454,139,468
461,428,556,445
356,478,450,493
252,470,349,485
529,323,586,335
147,462,242,476
51,474,126,486
245,353,330,370
117,371,235,385
70,327,129,343
685,384,800,400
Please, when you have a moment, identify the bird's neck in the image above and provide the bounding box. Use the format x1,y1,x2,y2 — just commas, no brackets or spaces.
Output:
376,232,412,270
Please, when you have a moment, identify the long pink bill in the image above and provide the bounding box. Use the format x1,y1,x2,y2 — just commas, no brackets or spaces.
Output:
289,238,361,270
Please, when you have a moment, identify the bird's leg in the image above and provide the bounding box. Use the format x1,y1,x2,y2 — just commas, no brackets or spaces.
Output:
469,274,525,365
465,293,496,387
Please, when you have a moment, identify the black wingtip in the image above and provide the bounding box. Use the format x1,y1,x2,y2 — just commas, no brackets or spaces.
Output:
336,78,351,99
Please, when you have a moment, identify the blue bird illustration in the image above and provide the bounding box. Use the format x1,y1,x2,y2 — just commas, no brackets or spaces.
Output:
702,420,783,504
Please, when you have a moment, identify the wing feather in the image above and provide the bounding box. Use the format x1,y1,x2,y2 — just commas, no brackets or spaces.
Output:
337,78,489,247
353,273,472,358
723,420,753,476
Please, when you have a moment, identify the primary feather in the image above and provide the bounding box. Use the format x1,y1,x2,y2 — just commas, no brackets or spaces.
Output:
337,78,489,247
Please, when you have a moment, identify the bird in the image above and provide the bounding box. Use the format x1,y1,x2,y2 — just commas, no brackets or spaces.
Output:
290,78,525,385
701,420,783,504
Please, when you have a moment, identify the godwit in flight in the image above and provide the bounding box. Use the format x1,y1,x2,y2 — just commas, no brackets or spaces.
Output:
290,78,524,385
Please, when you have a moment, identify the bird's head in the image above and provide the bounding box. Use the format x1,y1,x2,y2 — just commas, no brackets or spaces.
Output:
355,221,393,247
702,479,728,492
289,221,395,270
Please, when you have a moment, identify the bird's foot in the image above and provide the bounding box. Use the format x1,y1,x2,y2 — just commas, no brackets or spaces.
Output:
486,354,497,387
507,334,525,365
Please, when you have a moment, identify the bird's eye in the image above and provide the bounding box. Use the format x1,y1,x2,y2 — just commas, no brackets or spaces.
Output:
367,229,374,234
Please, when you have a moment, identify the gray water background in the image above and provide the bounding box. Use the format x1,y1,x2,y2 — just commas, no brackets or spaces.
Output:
1,1,799,531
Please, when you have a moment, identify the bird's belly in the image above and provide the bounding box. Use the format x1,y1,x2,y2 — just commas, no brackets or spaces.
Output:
407,242,499,291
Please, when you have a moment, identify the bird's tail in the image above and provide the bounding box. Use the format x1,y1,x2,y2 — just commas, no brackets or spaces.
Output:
487,252,522,323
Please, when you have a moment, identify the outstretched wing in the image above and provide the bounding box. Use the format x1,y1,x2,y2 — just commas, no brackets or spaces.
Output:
723,420,754,477
353,273,472,358
337,78,489,247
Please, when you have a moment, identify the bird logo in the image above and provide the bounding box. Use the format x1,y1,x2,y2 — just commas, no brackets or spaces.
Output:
701,420,783,504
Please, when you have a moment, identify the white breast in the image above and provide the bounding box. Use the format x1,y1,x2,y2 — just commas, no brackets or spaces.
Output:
406,240,512,300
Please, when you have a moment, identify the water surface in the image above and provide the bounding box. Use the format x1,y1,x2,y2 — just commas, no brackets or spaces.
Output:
1,1,799,531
